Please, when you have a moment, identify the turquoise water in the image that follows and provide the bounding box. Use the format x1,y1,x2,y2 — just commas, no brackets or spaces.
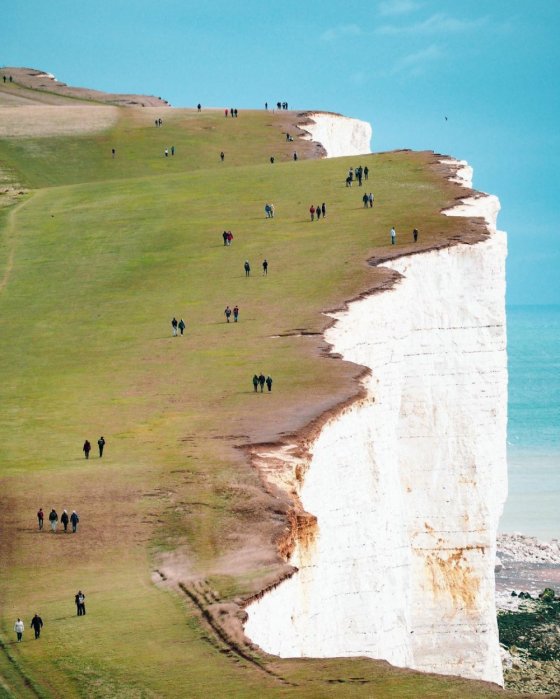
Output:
500,305,560,540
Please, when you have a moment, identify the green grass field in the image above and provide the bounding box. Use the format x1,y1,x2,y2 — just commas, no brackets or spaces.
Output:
0,78,511,698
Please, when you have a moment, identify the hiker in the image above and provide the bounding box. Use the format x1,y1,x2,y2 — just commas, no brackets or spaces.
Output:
155,119,158,127
265,204,271,218
226,231,233,245
390,227,396,245
233,305,239,322
171,317,178,336
293,152,298,161
197,103,201,112
223,230,228,246
178,318,185,335
262,259,268,275
286,133,290,141
270,156,274,164
265,102,268,110
30,614,43,640
61,510,69,532
70,510,79,533
75,591,86,616
2,76,5,83
321,203,326,218
266,376,273,392
83,440,91,459
364,165,369,180
158,118,162,126
164,148,169,157
98,436,105,457
224,305,232,322
269,204,275,218
368,193,374,208
252,375,259,393
220,151,225,162
258,373,266,392
413,228,419,242
230,108,234,117
346,175,352,187
37,508,44,530
316,204,322,220
171,146,175,156
225,109,228,117
362,192,369,208
48,508,58,532
234,109,238,117
309,205,315,221
348,168,354,182
244,261,251,277
14,619,24,642
111,148,116,158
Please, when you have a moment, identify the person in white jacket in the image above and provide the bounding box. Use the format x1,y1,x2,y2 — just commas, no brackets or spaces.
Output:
14,618,24,642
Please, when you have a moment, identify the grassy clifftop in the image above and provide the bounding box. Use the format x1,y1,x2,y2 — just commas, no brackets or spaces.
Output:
0,75,511,698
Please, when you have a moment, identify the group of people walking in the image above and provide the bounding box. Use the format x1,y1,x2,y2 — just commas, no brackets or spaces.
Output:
252,374,273,392
309,203,327,221
345,165,368,187
222,230,234,245
14,614,43,642
82,437,106,458
171,317,186,336
39,508,80,533
389,227,419,245
225,108,239,117
243,259,268,277
362,192,374,208
224,305,240,322
13,589,86,643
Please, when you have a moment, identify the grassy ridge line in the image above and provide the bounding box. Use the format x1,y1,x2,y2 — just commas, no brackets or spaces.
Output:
0,107,511,697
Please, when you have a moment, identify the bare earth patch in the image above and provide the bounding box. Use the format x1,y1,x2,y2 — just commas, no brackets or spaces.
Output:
0,105,119,137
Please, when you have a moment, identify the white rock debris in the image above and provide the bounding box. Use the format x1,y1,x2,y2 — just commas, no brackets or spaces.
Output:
245,156,508,686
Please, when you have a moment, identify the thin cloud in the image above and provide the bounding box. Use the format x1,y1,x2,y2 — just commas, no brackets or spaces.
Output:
377,13,486,35
391,44,442,75
321,24,363,42
378,0,422,16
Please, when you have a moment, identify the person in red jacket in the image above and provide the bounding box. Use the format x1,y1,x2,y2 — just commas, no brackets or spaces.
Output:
309,205,316,221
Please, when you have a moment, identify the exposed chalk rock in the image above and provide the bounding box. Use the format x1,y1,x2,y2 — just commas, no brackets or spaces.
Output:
245,161,508,686
299,112,372,157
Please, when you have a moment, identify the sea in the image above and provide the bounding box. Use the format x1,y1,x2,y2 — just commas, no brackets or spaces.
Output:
500,305,560,542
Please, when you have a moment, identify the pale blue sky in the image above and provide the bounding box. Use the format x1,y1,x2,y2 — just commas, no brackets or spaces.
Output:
2,0,559,304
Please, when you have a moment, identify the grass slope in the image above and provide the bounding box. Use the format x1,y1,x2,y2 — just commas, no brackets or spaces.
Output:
0,93,514,697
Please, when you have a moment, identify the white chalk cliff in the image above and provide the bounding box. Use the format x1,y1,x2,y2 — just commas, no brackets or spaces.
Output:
245,153,508,685
300,112,372,157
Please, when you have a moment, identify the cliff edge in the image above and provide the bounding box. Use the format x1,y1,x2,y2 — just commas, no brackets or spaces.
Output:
245,136,508,685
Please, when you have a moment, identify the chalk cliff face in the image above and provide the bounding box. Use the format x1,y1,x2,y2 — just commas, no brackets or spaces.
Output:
300,112,372,157
245,164,508,685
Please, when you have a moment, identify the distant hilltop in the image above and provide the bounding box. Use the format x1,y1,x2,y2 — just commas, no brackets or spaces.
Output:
0,67,170,108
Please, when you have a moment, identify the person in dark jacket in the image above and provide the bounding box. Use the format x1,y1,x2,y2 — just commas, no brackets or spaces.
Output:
233,305,239,322
258,373,266,393
75,591,86,616
262,259,268,275
83,440,91,459
48,509,58,532
37,508,44,530
252,375,259,393
70,510,79,533
266,376,273,392
30,614,43,639
61,510,69,531
178,319,185,335
244,261,251,277
98,436,105,457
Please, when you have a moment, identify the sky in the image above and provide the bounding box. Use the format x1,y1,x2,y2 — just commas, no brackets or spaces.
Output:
2,0,559,305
